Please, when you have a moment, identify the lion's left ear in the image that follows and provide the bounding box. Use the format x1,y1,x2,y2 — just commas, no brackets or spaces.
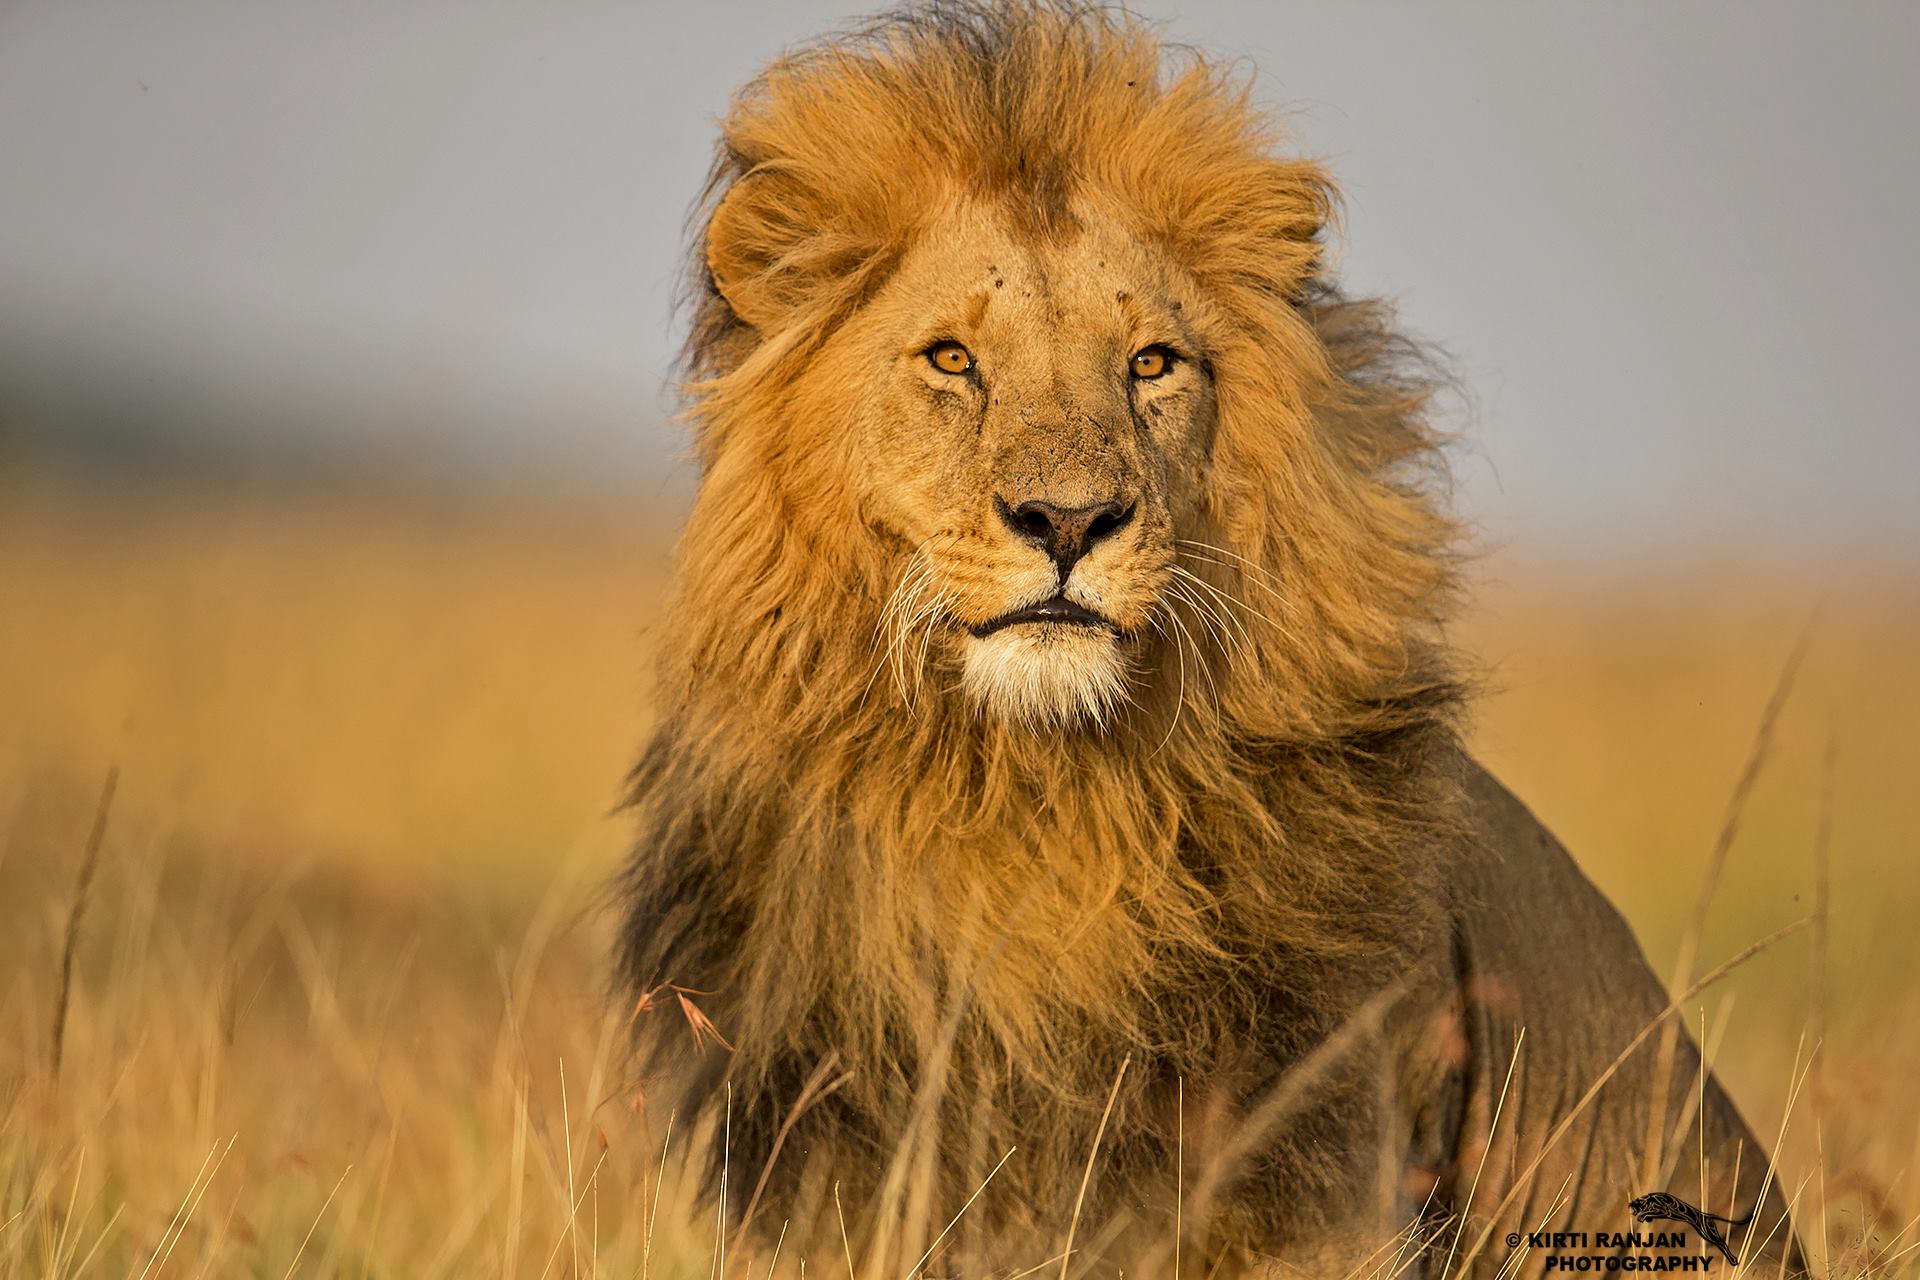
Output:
1160,157,1336,296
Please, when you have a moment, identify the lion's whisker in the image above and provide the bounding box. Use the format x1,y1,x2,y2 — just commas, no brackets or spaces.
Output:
1175,539,1301,616
1175,541,1286,603
1173,560,1306,663
1169,564,1256,659
866,576,916,713
880,583,918,706
876,553,939,713
1175,547,1307,649
911,588,952,701
1160,585,1221,727
1165,570,1224,643
1174,536,1281,585
1167,574,1243,675
1148,605,1187,758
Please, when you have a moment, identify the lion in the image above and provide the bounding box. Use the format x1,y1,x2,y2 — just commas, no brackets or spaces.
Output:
615,3,1801,1273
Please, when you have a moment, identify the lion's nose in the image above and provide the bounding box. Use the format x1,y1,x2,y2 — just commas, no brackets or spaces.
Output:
996,496,1135,576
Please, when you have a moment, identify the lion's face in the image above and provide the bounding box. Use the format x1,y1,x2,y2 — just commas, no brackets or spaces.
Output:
821,202,1217,727
685,10,1441,746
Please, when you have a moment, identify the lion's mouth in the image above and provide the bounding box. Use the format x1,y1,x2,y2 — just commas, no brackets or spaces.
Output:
970,594,1116,637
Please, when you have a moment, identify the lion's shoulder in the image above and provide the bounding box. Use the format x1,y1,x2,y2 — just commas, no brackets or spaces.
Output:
1446,755,1669,1017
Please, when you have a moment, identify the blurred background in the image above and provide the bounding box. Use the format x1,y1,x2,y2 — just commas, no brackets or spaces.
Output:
2,2,1916,1274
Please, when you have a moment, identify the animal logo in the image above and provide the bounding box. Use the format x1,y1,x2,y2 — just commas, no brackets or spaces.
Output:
1630,1192,1756,1265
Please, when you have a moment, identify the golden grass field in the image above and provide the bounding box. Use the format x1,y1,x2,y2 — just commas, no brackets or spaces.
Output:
2,470,1917,1277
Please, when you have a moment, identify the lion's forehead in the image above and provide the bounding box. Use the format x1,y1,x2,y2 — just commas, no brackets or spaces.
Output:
891,207,1189,347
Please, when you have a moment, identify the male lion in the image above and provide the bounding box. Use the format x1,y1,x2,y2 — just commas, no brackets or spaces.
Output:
616,4,1800,1274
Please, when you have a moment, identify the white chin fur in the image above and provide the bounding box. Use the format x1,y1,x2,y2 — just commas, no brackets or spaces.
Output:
960,626,1129,728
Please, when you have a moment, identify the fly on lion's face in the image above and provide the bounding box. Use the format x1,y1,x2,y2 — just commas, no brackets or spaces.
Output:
832,204,1219,728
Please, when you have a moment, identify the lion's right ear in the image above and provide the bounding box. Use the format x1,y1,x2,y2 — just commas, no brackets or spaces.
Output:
704,174,798,332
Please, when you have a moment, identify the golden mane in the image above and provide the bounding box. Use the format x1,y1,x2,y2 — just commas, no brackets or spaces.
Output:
618,0,1468,1251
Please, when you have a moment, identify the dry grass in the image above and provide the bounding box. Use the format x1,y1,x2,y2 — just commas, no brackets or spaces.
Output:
2,474,1917,1275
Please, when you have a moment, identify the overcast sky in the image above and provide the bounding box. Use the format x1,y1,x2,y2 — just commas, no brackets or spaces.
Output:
1,1,1915,557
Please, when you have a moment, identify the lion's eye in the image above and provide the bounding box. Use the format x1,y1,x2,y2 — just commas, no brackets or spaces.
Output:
926,341,973,375
1130,346,1174,380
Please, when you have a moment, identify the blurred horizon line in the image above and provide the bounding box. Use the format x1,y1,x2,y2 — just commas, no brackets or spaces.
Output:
7,427,1918,587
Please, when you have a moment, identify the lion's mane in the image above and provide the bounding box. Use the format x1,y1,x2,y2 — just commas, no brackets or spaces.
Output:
619,0,1467,1248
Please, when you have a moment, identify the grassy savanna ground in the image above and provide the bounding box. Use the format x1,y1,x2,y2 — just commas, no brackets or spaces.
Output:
2,472,1917,1276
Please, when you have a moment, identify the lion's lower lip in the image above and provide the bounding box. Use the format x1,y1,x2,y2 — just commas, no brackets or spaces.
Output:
971,595,1114,637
